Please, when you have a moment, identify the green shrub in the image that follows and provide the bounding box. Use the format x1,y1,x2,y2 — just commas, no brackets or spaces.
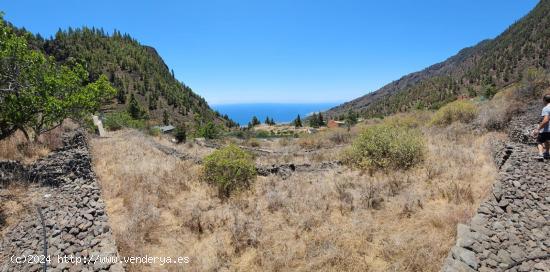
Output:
255,130,270,138
202,144,257,197
430,100,477,126
103,112,146,131
175,126,186,143
342,123,425,172
148,127,161,137
195,121,220,139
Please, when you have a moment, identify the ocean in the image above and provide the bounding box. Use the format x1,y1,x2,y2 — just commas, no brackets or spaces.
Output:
212,102,340,126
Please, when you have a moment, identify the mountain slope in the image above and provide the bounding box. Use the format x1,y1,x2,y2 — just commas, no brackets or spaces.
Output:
12,25,236,129
326,0,550,119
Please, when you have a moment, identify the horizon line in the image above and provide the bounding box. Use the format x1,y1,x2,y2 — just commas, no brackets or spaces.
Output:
210,100,348,106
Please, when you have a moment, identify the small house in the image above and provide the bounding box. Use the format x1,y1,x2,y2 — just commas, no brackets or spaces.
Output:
327,120,345,129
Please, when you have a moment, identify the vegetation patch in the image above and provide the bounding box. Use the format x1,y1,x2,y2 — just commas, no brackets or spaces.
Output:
202,144,256,197
343,123,426,172
174,126,187,143
430,100,478,126
103,112,146,131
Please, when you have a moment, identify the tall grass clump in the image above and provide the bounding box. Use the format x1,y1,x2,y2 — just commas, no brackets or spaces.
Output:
430,100,477,126
343,123,425,172
202,144,257,197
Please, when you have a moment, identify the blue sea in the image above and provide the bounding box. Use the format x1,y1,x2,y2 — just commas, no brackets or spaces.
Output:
212,103,340,126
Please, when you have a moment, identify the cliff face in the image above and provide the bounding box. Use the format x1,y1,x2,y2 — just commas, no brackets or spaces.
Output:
327,0,550,118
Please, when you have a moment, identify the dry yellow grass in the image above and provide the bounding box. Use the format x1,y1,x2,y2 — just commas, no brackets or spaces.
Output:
0,120,76,163
90,123,497,272
0,184,29,235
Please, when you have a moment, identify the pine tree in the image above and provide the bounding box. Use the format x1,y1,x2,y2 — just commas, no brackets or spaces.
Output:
116,88,126,104
174,125,186,143
148,94,156,110
310,113,319,128
293,115,302,128
128,93,145,119
345,109,358,131
265,116,271,125
251,116,260,127
163,110,169,125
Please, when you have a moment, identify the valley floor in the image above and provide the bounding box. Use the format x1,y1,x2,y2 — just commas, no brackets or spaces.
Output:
90,124,498,272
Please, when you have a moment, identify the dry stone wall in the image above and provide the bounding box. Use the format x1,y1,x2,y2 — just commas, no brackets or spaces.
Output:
442,104,550,271
0,130,124,272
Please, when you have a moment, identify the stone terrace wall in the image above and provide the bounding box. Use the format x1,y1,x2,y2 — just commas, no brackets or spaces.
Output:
0,130,124,272
442,104,550,272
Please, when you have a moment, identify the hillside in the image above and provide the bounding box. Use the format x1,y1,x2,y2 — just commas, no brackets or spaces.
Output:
326,0,550,118
7,23,236,129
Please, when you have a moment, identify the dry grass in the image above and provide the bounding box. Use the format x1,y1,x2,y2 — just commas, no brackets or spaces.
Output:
0,120,76,163
0,183,34,236
90,121,497,272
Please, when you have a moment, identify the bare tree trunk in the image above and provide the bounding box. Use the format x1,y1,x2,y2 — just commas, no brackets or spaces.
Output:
20,128,31,142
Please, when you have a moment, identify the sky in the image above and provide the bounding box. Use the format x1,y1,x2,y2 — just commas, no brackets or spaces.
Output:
1,0,540,104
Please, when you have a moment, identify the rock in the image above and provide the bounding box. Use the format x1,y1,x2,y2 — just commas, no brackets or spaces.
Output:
509,245,525,262
533,262,548,270
442,257,476,272
83,213,94,221
452,247,479,269
497,249,513,265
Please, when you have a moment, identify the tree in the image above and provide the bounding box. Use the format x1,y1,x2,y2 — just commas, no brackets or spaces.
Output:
116,88,126,104
196,121,219,139
293,115,302,128
345,109,358,131
147,94,156,110
0,18,115,141
309,113,321,128
163,110,169,125
174,125,186,143
483,85,496,99
250,116,260,127
264,116,275,125
127,93,147,119
318,113,325,126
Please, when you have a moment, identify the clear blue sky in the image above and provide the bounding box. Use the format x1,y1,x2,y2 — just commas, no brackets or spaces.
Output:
2,0,539,104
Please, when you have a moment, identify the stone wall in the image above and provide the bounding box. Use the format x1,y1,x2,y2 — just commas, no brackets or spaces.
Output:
442,105,550,271
0,130,124,272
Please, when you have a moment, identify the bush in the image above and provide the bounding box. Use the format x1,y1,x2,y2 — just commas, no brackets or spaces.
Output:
255,130,270,138
202,144,257,197
326,129,351,145
103,112,146,131
430,100,477,126
246,138,261,147
342,123,425,172
298,135,325,149
196,122,220,139
175,126,186,143
147,127,161,137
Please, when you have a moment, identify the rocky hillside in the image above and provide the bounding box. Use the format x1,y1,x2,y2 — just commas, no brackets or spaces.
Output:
6,21,236,129
326,0,550,119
